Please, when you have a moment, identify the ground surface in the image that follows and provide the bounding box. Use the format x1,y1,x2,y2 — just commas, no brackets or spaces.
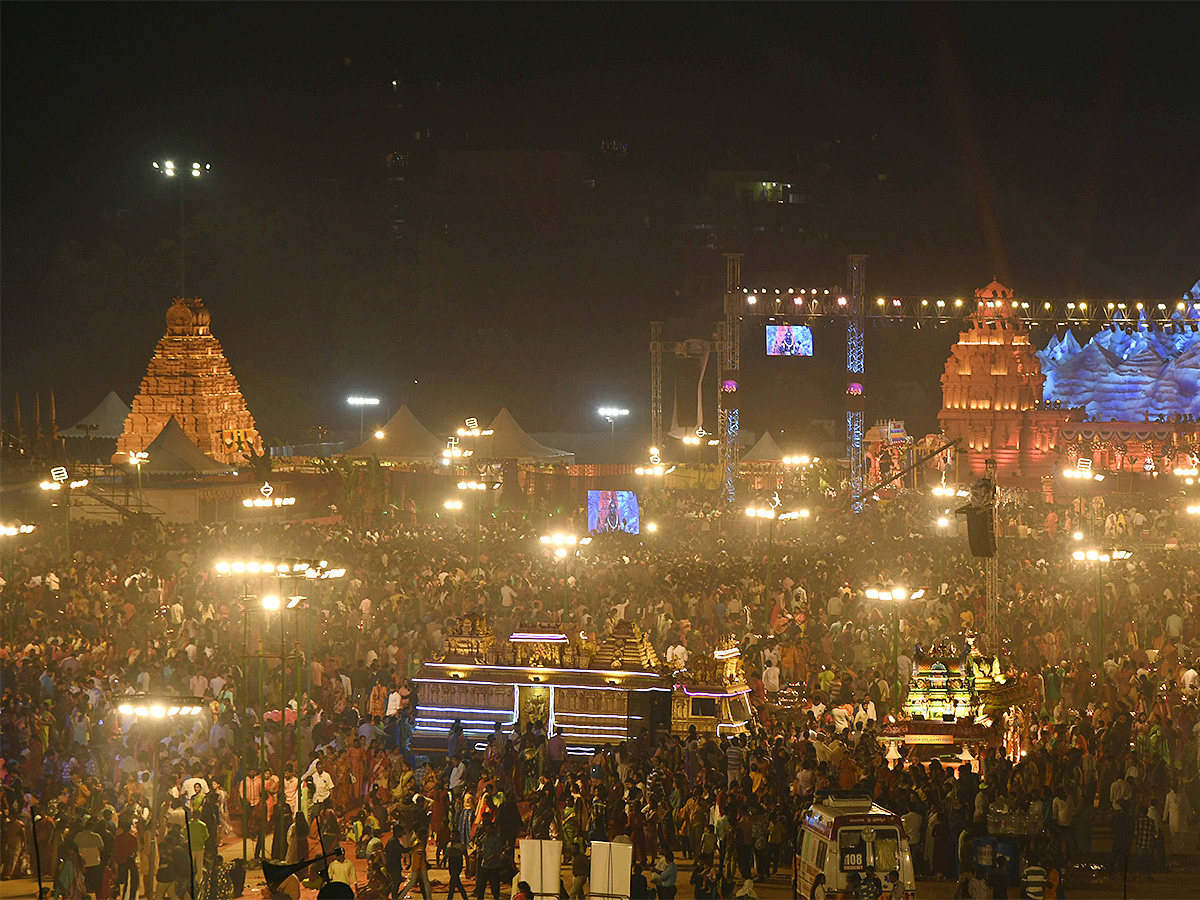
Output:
2,830,1197,900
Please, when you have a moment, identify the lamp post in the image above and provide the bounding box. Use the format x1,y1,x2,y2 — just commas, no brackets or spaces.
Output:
261,594,309,854
129,452,149,513
782,455,820,496
346,396,380,444
152,160,210,297
598,407,629,464
1072,547,1132,667
866,586,925,707
1,524,36,633
40,477,87,565
458,480,500,574
214,558,345,854
1060,465,1106,538
744,502,807,597
540,534,587,618
116,696,204,900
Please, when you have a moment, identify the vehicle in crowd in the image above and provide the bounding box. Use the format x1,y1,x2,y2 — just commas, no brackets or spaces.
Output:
796,794,916,900
412,616,752,754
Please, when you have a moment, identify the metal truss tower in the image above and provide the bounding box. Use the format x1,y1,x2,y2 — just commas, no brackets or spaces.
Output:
650,321,663,452
847,255,867,513
718,254,743,506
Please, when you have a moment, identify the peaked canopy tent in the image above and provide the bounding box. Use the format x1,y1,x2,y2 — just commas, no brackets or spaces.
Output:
740,431,785,463
66,392,131,440
480,408,574,463
137,417,235,476
342,405,444,463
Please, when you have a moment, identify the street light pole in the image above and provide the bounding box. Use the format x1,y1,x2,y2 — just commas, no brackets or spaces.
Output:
347,396,380,444
598,407,629,465
1072,548,1130,668
116,697,203,900
153,160,210,296
866,587,922,710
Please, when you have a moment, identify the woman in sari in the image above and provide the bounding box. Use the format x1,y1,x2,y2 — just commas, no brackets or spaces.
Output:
347,736,368,800
286,811,310,882
54,840,86,900
560,796,578,857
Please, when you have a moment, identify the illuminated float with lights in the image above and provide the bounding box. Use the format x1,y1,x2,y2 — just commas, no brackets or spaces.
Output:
880,636,1032,770
413,617,750,756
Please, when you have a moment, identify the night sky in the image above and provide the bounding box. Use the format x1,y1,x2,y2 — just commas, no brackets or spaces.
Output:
3,3,1197,447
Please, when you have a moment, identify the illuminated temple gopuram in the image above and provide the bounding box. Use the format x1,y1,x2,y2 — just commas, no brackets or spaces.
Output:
939,282,1200,484
118,297,261,465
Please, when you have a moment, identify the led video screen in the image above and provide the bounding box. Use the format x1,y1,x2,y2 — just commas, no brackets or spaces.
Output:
587,490,641,534
765,323,813,356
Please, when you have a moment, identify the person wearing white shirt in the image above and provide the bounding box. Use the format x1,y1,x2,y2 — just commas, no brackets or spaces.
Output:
386,690,403,717
190,673,209,698
310,760,334,808
1181,666,1199,697
763,663,781,697
1166,612,1183,640
1164,783,1192,856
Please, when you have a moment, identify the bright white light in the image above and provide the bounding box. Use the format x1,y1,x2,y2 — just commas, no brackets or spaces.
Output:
261,595,280,610
118,704,134,715
150,705,166,718
346,396,380,406
598,407,629,418
286,596,304,608
646,522,658,532
555,548,568,558
937,517,949,527
892,588,908,600
374,430,385,439
865,589,879,598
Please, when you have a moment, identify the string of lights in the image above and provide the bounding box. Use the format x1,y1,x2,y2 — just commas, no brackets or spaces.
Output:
732,289,1198,327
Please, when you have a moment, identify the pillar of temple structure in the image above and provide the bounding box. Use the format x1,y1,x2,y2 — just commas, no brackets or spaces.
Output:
939,282,1068,482
118,297,261,465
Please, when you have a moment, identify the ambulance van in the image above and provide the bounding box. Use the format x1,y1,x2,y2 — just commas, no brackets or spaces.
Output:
795,794,916,899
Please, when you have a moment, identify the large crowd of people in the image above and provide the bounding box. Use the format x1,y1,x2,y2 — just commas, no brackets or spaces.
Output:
0,482,1197,900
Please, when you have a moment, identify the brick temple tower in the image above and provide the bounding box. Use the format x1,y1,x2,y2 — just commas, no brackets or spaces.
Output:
118,297,261,465
939,282,1069,482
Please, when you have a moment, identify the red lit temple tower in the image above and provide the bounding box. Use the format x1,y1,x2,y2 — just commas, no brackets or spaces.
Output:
118,297,261,465
939,282,1069,483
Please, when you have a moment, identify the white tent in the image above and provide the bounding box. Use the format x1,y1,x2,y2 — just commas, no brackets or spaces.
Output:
481,408,574,463
139,417,234,476
741,431,785,463
342,405,444,462
66,392,130,440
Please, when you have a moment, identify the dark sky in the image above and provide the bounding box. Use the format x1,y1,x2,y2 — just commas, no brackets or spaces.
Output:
3,3,1198,444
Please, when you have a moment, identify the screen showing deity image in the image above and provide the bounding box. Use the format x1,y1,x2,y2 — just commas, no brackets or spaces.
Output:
587,490,641,534
765,323,814,356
